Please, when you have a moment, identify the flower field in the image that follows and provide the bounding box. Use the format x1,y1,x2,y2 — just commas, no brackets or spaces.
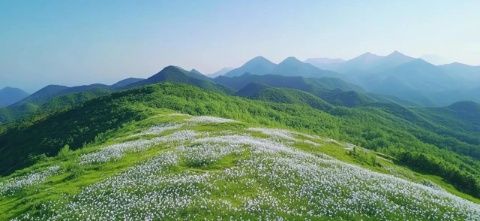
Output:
2,113,479,220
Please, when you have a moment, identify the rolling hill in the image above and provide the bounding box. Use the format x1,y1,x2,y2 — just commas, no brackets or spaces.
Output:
1,83,480,201
0,83,479,220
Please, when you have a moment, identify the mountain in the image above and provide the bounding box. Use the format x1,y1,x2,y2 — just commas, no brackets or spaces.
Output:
224,56,276,77
304,57,345,65
270,57,338,78
236,82,333,111
305,51,479,106
335,52,384,73
216,73,371,107
15,84,111,106
304,57,345,70
215,73,362,92
111,77,144,88
359,59,459,106
328,51,415,74
439,62,480,87
129,66,227,92
0,84,112,123
0,83,479,220
0,66,228,124
447,101,480,129
20,85,70,104
209,67,233,77
0,87,29,107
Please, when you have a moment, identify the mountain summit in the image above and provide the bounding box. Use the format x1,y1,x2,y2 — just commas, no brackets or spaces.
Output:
224,56,276,77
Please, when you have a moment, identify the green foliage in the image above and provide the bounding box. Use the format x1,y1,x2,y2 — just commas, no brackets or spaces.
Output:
348,147,379,167
58,145,71,159
0,82,479,199
397,152,480,197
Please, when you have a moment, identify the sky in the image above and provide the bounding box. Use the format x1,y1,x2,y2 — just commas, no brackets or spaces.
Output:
1,0,479,92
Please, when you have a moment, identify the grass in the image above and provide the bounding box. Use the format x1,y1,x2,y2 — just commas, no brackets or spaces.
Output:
1,112,479,220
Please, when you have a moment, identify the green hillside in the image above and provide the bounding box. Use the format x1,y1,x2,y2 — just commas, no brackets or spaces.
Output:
236,83,333,111
1,83,479,203
0,107,479,219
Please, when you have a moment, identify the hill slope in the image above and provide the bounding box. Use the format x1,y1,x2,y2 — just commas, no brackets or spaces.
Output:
1,110,479,220
216,74,371,107
1,83,480,201
129,66,228,93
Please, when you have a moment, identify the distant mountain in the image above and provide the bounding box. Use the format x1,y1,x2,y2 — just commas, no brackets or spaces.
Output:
18,84,110,106
304,57,345,70
0,66,232,124
448,101,480,116
129,66,228,92
0,84,111,123
270,57,338,78
224,56,276,77
236,82,333,111
439,62,480,87
304,51,480,106
304,57,345,65
215,73,362,93
0,87,29,107
209,67,233,77
224,56,340,79
111,78,144,88
216,73,371,107
335,51,415,74
19,85,69,104
358,59,460,106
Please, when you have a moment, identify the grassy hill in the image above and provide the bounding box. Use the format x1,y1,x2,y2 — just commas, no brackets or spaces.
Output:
1,83,480,203
1,107,479,219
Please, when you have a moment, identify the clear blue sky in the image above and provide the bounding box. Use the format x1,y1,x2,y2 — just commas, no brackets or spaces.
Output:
1,0,479,92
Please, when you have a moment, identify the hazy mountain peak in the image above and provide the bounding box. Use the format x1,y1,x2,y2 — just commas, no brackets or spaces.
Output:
360,52,381,58
111,78,144,88
190,69,204,76
443,62,478,68
349,52,383,63
224,56,276,77
387,51,410,58
404,58,433,66
209,67,233,77
0,87,30,107
162,65,185,72
245,56,275,66
280,56,303,64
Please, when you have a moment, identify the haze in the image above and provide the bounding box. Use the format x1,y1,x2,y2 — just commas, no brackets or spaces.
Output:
1,0,479,92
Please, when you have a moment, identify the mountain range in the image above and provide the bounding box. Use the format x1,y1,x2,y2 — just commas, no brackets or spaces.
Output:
1,57,480,219
305,51,480,106
2,51,479,123
204,52,479,106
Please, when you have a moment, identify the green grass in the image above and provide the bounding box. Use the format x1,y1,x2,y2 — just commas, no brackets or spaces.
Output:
0,112,478,220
